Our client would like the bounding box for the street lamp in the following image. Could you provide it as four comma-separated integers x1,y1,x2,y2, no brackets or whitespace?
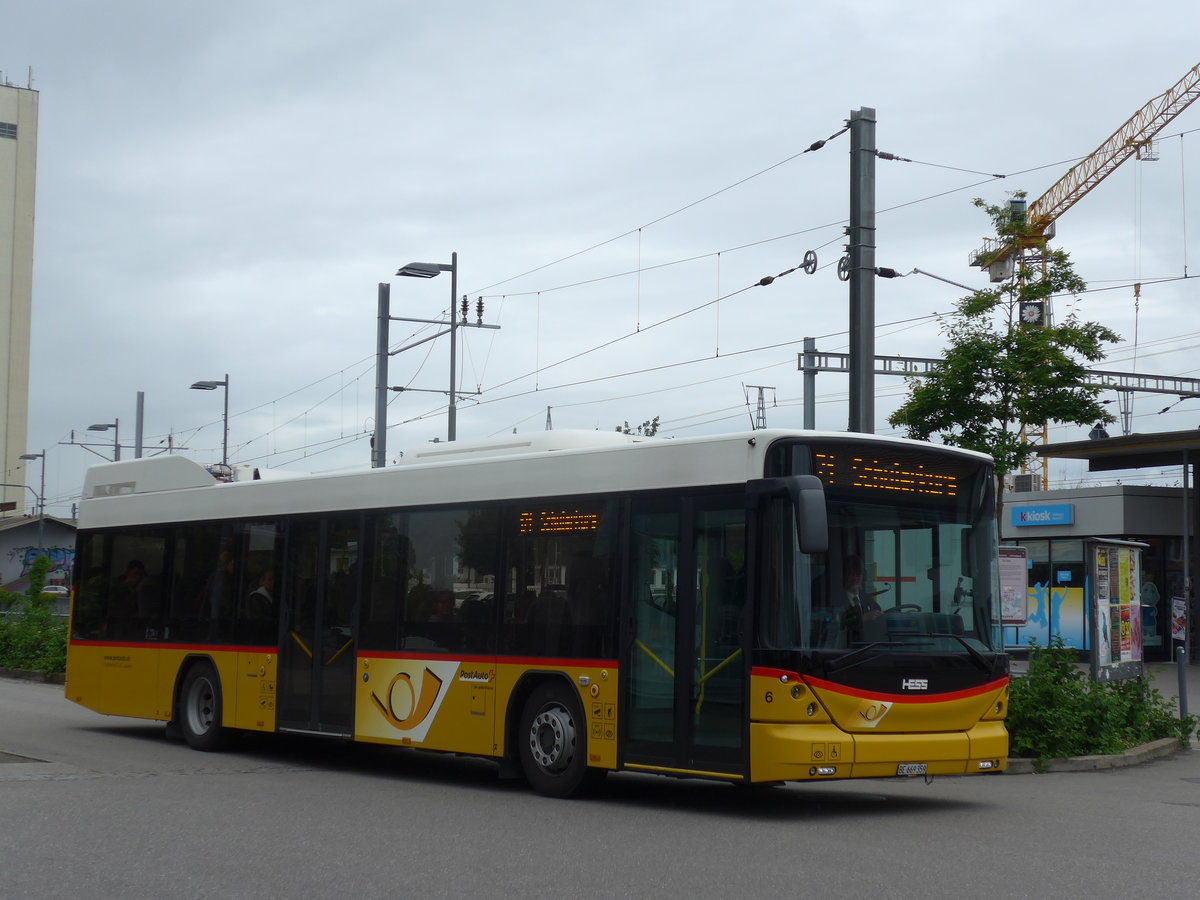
87,420,120,461
397,255,458,443
190,374,229,467
372,255,500,467
18,451,45,550
373,255,458,468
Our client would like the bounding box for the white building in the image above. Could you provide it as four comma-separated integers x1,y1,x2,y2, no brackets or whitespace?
0,78,38,515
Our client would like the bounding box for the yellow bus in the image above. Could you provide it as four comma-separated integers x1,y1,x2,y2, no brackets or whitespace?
66,429,1008,797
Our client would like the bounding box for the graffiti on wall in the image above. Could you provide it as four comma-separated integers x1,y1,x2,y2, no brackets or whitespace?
6,545,76,580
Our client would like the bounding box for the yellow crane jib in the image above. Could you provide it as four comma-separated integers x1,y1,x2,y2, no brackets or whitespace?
971,61,1200,279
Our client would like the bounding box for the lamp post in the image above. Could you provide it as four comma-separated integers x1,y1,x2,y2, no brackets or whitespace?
190,374,229,467
374,282,392,469
372,254,500,467
87,420,120,461
374,254,457,467
396,254,458,442
18,451,45,550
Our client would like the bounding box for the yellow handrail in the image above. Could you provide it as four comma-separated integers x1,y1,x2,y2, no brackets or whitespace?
325,638,354,666
696,648,742,687
635,639,674,677
289,630,313,658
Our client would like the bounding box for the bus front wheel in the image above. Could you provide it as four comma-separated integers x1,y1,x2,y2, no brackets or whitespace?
518,683,604,798
179,663,231,751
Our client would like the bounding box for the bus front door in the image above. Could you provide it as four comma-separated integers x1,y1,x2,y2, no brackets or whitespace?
277,516,360,736
623,496,747,777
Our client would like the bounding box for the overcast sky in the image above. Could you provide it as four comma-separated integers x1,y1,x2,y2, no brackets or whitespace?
6,1,1200,515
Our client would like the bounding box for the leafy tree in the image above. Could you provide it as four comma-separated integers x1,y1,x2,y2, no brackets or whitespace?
616,416,660,437
0,555,67,674
888,194,1118,478
26,552,50,607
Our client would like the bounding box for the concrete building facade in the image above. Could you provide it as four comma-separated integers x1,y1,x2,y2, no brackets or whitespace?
0,80,38,515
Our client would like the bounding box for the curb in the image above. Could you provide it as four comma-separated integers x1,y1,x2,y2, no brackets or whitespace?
1006,737,1187,774
0,668,65,685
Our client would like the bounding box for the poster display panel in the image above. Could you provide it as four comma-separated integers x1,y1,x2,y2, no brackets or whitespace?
999,546,1028,625
1089,541,1144,682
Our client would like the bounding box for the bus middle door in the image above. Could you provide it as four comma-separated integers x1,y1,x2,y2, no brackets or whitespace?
277,516,360,736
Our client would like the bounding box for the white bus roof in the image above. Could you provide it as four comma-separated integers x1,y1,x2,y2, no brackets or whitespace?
77,429,990,530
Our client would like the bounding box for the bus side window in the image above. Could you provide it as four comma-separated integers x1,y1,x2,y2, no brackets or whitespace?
360,512,407,652
105,532,167,640
74,534,111,640
401,507,497,653
503,500,616,658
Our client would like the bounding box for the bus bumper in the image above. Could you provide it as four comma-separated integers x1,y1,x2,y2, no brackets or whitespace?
749,720,1008,782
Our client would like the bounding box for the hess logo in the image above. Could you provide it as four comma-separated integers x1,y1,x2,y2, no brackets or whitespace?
370,667,444,730
902,678,929,691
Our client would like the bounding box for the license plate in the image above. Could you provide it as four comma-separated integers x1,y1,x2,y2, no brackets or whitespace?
897,763,927,776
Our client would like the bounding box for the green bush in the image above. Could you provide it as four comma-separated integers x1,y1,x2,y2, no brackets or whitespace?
1007,636,1199,762
0,555,68,675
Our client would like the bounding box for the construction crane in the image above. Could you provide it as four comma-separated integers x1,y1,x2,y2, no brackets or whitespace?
971,61,1200,281
964,62,1200,490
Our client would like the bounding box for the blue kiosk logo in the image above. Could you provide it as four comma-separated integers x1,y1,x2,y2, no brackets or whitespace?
1010,504,1074,527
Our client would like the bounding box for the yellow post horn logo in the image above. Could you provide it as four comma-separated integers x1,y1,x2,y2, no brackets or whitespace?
370,667,444,730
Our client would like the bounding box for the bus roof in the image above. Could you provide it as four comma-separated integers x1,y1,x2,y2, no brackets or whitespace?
77,429,992,530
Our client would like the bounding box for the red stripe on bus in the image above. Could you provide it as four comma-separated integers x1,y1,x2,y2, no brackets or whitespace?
360,651,618,669
751,666,803,682
69,640,619,671
69,639,276,654
803,673,1009,703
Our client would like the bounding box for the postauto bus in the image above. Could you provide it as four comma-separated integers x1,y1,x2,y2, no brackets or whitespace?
66,429,1007,797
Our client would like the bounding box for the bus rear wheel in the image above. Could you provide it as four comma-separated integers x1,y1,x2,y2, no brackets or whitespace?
179,663,231,751
518,683,605,798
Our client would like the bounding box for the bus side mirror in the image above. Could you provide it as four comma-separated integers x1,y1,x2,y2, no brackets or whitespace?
747,475,828,555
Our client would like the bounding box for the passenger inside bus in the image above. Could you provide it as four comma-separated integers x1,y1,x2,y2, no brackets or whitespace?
427,590,456,623
245,568,275,619
109,559,148,619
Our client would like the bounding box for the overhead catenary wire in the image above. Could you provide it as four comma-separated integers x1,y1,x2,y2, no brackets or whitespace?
114,124,1200,474
156,150,1042,464
468,123,852,297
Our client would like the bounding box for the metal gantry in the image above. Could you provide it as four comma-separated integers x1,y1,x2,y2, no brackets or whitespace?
799,343,1200,439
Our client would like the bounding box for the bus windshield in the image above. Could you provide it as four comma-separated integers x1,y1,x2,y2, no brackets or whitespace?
761,440,1000,656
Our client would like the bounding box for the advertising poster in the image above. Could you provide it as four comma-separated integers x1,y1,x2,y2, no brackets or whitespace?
999,546,1028,625
1095,547,1112,665
1090,542,1144,682
1172,596,1188,641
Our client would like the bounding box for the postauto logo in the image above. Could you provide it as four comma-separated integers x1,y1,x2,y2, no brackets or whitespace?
1010,504,1073,527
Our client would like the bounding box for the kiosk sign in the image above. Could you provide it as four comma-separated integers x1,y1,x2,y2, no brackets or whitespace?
1010,503,1074,527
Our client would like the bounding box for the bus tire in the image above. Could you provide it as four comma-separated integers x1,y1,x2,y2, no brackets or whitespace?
179,663,232,752
518,682,605,798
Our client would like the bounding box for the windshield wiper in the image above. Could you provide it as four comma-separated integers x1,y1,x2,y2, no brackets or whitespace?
826,641,908,673
826,634,994,675
928,632,992,673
